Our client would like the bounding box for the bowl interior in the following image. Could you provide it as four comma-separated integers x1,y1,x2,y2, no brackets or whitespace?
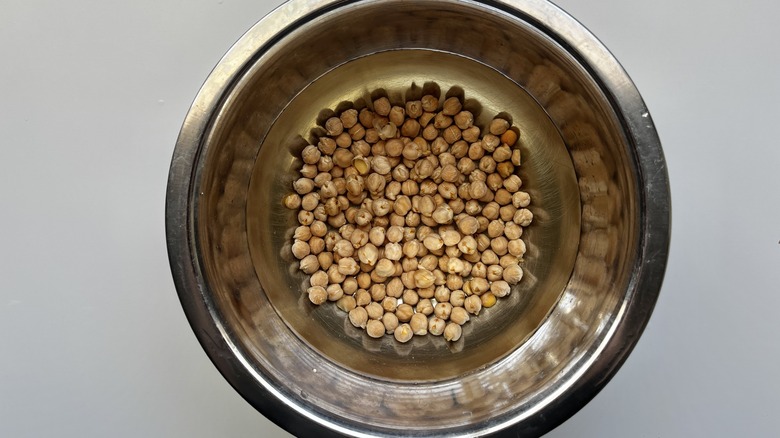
187,0,642,435
246,49,580,381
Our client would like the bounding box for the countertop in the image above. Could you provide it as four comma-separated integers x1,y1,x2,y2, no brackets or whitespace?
1,0,778,436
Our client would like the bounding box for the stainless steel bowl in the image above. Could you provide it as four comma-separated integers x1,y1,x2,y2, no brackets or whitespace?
166,0,671,436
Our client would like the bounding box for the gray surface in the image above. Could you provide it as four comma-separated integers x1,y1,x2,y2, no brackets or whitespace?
0,0,777,437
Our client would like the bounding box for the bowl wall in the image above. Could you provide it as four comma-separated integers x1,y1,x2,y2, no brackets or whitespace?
246,49,581,382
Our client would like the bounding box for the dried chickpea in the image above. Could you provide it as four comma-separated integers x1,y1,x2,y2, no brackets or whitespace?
464,295,482,315
479,156,496,174
501,129,518,146
283,193,301,209
354,272,370,290
499,254,520,269
395,304,414,322
496,161,515,179
300,163,318,179
340,108,358,128
365,302,384,320
433,111,453,129
472,278,489,295
444,322,462,342
503,264,524,284
326,284,344,302
382,312,399,333
487,220,505,238
513,208,534,227
423,233,444,251
349,307,368,329
419,111,435,127
442,97,462,115
494,189,512,206
421,95,439,112
450,307,470,325
446,257,465,274
508,239,527,257
293,178,315,195
386,277,404,298
415,298,433,316
309,270,328,287
388,106,405,125
462,126,480,142
401,119,420,137
401,271,416,289
457,235,477,255
422,124,438,141
511,149,522,166
456,216,479,235
468,180,488,200
325,117,343,136
450,290,466,307
454,111,473,129
442,125,462,144
402,289,419,306
366,319,385,338
354,289,371,307
370,284,386,302
414,268,436,288
406,100,423,118
394,323,414,343
381,296,397,313
486,264,503,282
299,255,319,274
307,286,327,305
309,237,326,255
481,292,497,308
342,277,358,295
410,313,429,335
513,191,531,208
471,262,487,278
434,302,453,320
468,142,485,160
432,205,454,224
327,264,346,284
402,240,420,259
318,137,337,155
372,156,392,175
499,205,517,223
318,252,334,270
504,222,523,240
358,108,374,128
332,149,354,168
373,97,391,116
374,258,395,277
428,317,446,336
301,145,321,164
489,118,510,135
291,240,311,260
336,295,357,313
434,285,451,303
491,236,509,256
445,245,461,259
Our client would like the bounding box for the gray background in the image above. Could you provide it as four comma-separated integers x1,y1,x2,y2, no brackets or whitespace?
1,0,778,436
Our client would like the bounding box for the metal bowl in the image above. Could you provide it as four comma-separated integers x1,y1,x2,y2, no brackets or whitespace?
166,0,670,436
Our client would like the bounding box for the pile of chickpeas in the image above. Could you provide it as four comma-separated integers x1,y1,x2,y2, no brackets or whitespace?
282,93,533,343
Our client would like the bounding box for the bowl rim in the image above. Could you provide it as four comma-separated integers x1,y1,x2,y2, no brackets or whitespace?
166,0,671,436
